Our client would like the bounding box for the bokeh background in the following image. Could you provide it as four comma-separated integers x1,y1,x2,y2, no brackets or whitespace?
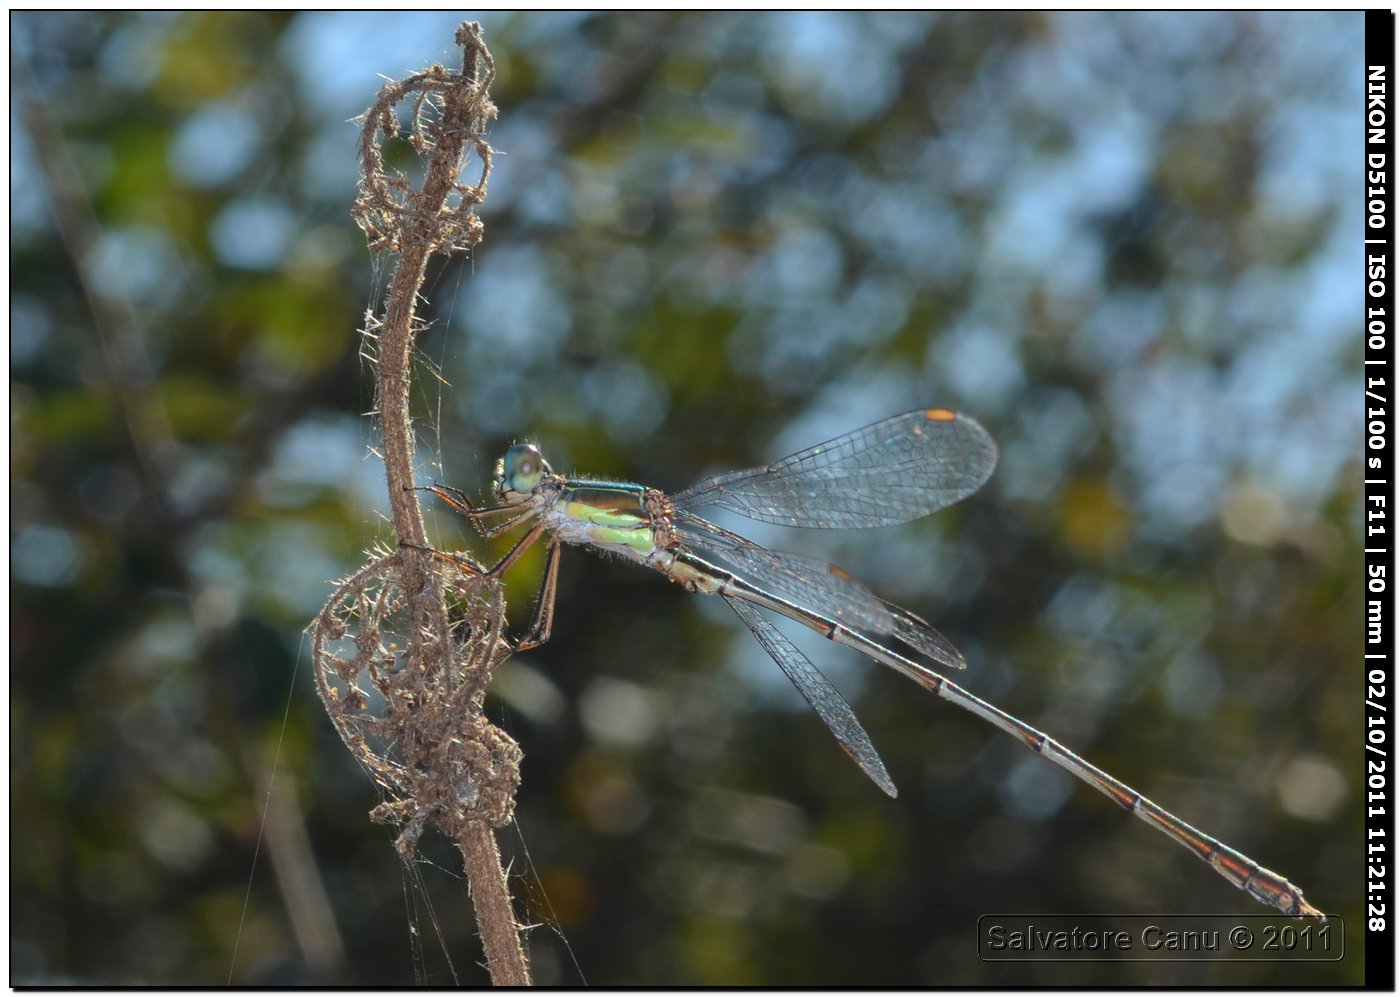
11,11,1365,985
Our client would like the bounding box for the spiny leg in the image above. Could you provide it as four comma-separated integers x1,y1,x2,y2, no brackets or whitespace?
513,538,562,652
479,520,550,578
474,508,540,540
404,523,555,652
401,520,548,581
422,484,533,539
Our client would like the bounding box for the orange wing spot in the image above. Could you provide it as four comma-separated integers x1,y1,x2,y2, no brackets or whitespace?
925,407,957,422
827,563,854,582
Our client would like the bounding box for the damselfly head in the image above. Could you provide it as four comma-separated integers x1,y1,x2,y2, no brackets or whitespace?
495,442,550,499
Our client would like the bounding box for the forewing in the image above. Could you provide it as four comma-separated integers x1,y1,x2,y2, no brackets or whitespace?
673,409,997,529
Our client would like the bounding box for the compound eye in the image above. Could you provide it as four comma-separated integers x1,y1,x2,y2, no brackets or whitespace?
503,443,546,493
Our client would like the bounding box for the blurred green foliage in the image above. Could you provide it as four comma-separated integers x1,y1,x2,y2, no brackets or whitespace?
12,11,1364,985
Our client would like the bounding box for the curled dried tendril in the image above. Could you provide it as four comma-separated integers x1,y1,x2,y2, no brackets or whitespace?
309,550,522,859
352,22,497,255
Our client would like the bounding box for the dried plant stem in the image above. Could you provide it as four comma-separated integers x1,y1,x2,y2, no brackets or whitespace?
311,22,530,986
379,254,432,547
460,824,532,987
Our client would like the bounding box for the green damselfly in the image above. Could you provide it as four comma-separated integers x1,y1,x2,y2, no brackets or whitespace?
423,408,1321,918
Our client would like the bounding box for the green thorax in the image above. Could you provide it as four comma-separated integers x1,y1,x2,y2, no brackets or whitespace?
550,479,658,560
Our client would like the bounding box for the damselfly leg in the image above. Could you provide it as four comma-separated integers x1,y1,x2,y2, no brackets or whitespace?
422,483,534,539
416,485,563,652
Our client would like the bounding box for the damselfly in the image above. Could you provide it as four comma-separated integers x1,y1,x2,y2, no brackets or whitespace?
422,409,1321,918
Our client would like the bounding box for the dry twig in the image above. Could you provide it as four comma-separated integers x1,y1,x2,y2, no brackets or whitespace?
307,22,531,986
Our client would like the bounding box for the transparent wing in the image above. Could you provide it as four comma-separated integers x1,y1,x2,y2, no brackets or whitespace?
673,409,997,529
725,597,897,798
676,511,966,671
